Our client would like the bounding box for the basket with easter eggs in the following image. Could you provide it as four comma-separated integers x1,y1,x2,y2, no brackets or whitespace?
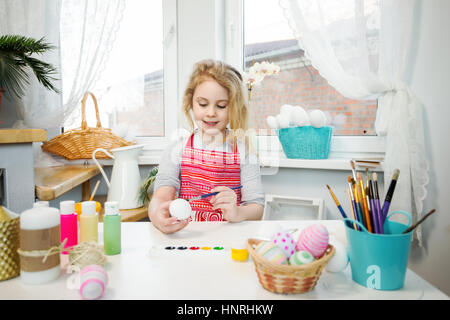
266,105,333,159
247,223,335,294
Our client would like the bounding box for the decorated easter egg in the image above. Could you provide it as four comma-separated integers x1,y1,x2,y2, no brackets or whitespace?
296,224,329,259
169,199,192,220
79,265,108,300
266,115,278,129
255,241,288,265
325,238,349,273
291,106,309,127
289,250,315,266
309,109,326,128
276,114,290,128
271,230,296,258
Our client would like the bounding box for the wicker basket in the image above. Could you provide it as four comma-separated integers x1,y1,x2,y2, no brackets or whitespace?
247,238,335,294
41,92,135,160
0,206,20,281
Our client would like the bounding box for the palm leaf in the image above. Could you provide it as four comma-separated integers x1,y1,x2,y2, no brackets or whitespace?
0,35,59,100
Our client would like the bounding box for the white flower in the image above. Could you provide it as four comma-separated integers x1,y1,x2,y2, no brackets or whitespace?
242,61,280,100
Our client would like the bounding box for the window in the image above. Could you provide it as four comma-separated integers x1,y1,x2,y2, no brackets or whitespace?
62,0,177,150
243,0,377,136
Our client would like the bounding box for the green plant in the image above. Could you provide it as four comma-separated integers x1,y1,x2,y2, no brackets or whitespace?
0,35,59,100
138,166,159,205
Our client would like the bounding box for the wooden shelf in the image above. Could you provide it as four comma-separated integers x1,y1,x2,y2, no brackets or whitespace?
0,129,47,144
98,205,149,222
35,164,101,201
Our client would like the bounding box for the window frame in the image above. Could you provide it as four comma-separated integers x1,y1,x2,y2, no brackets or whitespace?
134,0,178,151
224,0,385,161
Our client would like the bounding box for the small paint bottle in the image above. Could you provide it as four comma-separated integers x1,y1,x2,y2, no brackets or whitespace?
231,238,249,262
103,201,121,255
80,201,98,243
59,200,78,254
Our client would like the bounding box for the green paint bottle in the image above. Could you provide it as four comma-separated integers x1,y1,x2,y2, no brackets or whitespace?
103,201,121,255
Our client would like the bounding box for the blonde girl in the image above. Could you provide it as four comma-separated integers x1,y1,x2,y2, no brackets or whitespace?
149,59,264,234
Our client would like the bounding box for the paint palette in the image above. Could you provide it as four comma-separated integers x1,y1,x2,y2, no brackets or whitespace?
149,244,230,255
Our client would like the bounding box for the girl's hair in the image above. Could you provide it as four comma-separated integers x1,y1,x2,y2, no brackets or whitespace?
182,59,250,150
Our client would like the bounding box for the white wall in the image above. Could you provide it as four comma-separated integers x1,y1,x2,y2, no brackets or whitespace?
406,0,450,295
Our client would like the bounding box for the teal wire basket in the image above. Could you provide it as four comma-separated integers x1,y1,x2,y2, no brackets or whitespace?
277,126,333,159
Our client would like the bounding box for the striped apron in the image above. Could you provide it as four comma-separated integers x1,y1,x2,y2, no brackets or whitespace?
179,134,242,221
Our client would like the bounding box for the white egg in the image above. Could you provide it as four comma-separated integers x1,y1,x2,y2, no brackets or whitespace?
325,239,349,273
323,111,333,126
256,222,283,240
266,116,278,129
280,104,294,119
276,114,290,128
291,106,309,127
309,109,326,128
169,199,192,220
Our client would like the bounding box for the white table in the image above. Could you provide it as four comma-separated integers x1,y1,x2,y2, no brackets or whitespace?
0,220,448,300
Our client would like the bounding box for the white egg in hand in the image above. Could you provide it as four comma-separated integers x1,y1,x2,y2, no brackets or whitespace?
309,110,326,128
266,116,278,129
169,199,192,220
325,239,349,273
291,106,309,127
276,114,290,128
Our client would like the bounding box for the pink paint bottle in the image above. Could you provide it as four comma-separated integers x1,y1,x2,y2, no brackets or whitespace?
60,200,78,254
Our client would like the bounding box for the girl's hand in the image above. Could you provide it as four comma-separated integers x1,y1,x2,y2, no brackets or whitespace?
210,186,243,222
151,200,189,234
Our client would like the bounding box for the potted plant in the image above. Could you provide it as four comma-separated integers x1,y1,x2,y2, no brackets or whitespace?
0,35,59,120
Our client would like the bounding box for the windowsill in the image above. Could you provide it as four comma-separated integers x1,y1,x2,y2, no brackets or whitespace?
137,150,383,171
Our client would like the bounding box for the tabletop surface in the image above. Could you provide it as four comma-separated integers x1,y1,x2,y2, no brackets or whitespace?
0,220,448,300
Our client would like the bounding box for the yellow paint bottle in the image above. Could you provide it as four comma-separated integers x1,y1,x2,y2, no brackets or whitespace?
231,239,249,262
80,201,98,243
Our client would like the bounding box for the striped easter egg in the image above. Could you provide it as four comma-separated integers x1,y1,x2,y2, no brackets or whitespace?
289,250,315,266
296,224,329,259
255,241,288,265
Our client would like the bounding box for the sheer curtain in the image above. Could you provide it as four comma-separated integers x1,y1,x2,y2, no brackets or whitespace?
0,0,125,129
279,0,428,244
60,0,126,127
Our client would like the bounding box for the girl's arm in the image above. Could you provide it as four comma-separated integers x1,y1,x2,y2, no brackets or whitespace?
148,186,189,234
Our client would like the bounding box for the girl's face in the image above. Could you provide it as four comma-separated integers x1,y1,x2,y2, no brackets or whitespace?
192,78,229,139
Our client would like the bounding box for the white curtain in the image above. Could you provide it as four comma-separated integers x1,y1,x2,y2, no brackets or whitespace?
0,0,62,129
60,0,126,127
280,0,428,244
0,0,125,129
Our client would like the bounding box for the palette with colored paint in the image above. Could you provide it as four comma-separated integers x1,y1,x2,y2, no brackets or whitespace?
150,245,229,252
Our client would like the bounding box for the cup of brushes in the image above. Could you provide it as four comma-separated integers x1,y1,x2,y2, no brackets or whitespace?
326,162,437,290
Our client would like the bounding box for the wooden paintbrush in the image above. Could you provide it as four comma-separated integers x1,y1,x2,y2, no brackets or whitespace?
326,184,348,220
89,180,101,201
403,209,436,234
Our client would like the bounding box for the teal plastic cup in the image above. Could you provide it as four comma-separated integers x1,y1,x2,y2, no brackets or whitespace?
344,210,413,290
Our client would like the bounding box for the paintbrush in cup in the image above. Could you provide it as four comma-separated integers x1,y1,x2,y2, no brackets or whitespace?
403,209,436,234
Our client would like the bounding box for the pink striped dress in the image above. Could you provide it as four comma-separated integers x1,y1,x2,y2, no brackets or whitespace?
179,134,242,221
